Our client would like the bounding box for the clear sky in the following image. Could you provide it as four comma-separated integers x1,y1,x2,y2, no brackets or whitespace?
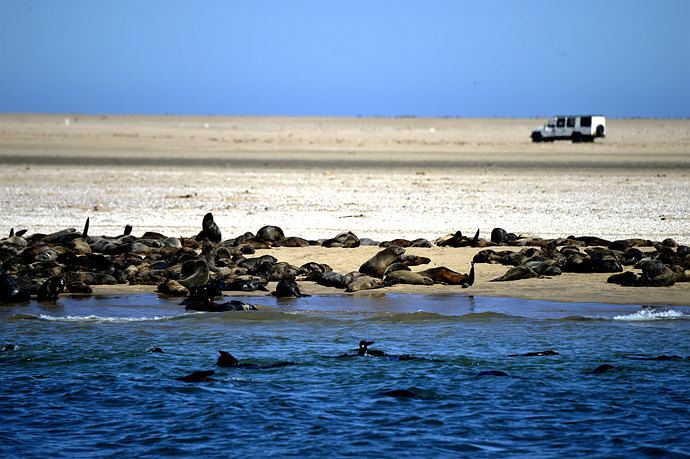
1,1,688,118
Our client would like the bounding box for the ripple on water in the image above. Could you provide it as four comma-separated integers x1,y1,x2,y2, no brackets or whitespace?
1,296,689,457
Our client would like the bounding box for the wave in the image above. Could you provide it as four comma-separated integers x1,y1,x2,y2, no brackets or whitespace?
613,308,688,321
366,311,521,324
178,309,349,325
558,315,606,322
12,314,179,324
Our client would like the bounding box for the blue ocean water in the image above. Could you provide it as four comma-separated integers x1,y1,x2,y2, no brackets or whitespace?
1,294,689,458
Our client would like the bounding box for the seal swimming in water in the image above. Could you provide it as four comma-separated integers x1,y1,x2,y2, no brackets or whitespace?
476,370,509,377
216,350,298,369
335,340,386,358
359,245,406,278
175,370,216,383
589,364,615,374
509,349,559,357
185,297,258,312
336,340,435,361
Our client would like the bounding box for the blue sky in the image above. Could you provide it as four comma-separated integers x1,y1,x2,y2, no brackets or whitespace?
1,1,688,117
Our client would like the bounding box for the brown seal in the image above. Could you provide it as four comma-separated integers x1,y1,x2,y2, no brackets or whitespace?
384,270,433,286
359,245,406,278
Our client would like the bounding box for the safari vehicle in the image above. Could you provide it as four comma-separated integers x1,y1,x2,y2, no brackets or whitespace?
531,115,606,143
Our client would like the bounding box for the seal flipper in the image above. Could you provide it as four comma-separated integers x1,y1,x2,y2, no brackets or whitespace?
82,217,89,238
217,350,240,367
472,229,480,245
462,262,475,289
124,224,133,236
9,228,14,237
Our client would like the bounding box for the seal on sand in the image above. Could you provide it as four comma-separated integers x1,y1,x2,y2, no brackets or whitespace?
272,277,310,298
345,274,384,292
178,260,210,289
491,265,538,282
0,272,31,304
196,212,222,243
36,276,66,301
418,262,475,288
359,245,406,278
384,270,433,286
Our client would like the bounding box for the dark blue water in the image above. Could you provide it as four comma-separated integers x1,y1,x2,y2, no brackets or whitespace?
1,294,689,458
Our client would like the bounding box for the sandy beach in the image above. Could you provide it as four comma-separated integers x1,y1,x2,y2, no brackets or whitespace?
1,115,689,305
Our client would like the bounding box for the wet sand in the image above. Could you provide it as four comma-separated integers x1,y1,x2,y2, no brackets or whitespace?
1,115,689,305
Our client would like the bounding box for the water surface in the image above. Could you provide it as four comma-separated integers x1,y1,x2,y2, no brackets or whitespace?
1,294,689,457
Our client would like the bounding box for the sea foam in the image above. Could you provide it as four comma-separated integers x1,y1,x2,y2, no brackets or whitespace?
613,308,688,321
36,314,172,324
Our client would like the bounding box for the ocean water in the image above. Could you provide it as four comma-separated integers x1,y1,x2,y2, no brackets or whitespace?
1,294,689,458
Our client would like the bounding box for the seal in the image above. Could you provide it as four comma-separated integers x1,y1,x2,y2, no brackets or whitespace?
384,270,433,286
589,364,615,374
476,370,509,377
322,231,360,248
174,370,216,383
345,274,384,292
395,254,431,267
196,212,222,243
509,349,559,357
383,263,410,276
623,354,685,361
359,245,406,278
36,276,66,301
491,265,538,282
178,260,210,289
418,262,474,288
351,339,387,357
272,277,309,298
256,225,285,243
157,279,189,296
216,350,298,369
185,297,257,312
312,271,347,289
0,271,31,304
223,279,268,292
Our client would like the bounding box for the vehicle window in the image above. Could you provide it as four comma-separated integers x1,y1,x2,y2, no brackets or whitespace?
581,116,592,127
567,118,575,128
557,118,565,128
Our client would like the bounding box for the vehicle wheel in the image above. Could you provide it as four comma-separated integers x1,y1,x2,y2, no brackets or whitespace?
572,133,582,143
596,125,605,137
531,132,542,143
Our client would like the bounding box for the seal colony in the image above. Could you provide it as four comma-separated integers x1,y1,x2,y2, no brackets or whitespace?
0,213,689,307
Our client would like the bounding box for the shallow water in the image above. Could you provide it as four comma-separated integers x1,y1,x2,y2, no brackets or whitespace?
1,294,689,457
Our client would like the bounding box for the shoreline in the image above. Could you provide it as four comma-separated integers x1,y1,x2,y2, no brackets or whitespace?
1,115,689,306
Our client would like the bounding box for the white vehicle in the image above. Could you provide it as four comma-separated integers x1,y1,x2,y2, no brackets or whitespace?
531,115,606,143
